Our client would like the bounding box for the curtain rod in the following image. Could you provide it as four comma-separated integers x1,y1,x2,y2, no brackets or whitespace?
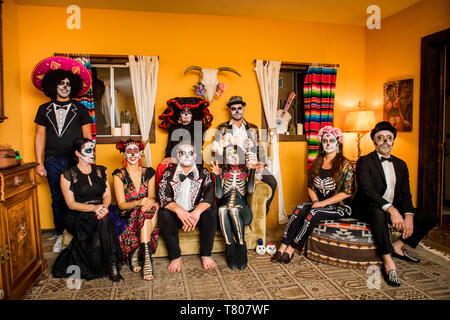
54,53,159,59
253,59,339,68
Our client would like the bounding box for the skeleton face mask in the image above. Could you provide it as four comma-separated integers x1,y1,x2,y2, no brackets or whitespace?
57,78,71,99
124,144,141,165
177,144,196,167
79,142,95,164
230,104,244,121
180,107,192,125
321,132,339,154
374,130,395,155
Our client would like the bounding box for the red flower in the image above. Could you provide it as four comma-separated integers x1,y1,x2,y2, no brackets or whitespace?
223,172,232,180
238,172,247,180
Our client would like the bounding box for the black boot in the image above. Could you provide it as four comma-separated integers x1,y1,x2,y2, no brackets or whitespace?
226,243,238,270
238,242,248,270
108,263,124,282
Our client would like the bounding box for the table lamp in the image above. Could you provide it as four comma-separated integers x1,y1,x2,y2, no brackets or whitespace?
344,104,375,159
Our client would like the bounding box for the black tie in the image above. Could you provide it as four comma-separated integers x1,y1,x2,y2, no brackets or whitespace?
180,171,195,182
55,104,68,110
381,156,393,162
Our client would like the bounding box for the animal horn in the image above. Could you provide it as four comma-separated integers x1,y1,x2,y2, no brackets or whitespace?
217,67,241,77
184,66,203,75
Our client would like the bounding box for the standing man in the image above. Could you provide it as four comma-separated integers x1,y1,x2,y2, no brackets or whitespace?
32,57,93,253
352,121,437,287
213,96,277,214
158,142,217,272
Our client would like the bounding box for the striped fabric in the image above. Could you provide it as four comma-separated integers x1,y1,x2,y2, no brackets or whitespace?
304,66,337,169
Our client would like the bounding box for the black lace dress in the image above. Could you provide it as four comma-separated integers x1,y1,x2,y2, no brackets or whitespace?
52,164,122,280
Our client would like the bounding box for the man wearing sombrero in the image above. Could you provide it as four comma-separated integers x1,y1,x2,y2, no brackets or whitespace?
352,121,437,287
33,56,93,253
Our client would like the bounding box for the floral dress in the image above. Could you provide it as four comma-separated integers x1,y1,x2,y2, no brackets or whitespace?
112,167,160,261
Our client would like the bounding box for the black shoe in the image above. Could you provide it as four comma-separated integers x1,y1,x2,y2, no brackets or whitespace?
226,243,238,270
392,250,420,263
238,242,248,270
382,267,401,287
271,251,283,263
280,252,294,264
108,263,124,282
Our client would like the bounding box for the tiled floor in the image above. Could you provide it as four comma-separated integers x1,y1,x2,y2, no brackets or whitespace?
23,226,450,300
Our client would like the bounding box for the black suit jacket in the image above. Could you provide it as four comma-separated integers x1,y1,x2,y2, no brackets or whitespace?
352,151,415,215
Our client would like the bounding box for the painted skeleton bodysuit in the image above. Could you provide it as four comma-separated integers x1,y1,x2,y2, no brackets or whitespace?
215,166,256,245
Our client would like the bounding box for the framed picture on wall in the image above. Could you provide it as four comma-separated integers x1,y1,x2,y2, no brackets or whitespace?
383,79,413,132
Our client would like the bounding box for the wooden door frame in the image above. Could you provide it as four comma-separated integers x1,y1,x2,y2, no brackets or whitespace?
417,28,450,225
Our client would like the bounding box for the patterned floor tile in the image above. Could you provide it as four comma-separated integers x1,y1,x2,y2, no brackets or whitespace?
191,291,229,300
41,278,75,294
257,271,295,287
229,288,270,300
300,280,342,298
309,295,349,300
421,267,450,282
267,285,309,300
37,292,75,300
75,288,114,300
398,269,437,286
333,276,374,293
289,269,327,282
348,290,391,300
384,287,431,300
80,277,114,289
113,286,148,300
417,283,450,300
223,273,260,291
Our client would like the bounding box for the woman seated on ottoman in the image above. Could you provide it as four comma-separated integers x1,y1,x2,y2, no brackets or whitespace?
52,137,123,282
112,139,160,281
271,126,355,264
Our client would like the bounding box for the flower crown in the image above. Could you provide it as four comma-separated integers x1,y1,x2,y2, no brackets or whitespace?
116,139,145,153
318,126,344,144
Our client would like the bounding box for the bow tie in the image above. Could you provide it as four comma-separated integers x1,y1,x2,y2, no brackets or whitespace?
55,104,69,110
179,171,195,182
380,156,393,162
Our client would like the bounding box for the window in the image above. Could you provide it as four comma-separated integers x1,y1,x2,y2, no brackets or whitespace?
56,54,155,144
261,63,308,142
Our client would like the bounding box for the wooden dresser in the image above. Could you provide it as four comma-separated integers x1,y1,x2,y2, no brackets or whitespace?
0,163,46,299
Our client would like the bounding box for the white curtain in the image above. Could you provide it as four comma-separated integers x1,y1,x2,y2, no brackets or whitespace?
254,60,287,223
128,55,159,167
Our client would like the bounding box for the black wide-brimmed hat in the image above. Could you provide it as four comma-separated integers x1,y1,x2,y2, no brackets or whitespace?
370,121,397,140
227,96,246,108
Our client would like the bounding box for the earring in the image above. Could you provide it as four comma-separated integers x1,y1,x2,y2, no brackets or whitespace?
138,158,142,166
123,159,127,167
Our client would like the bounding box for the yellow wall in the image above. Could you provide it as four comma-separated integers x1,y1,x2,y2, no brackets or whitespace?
3,2,367,228
364,0,450,206
0,0,23,153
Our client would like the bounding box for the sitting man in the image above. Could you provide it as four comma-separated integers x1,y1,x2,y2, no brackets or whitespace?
157,142,217,272
212,96,277,214
352,121,437,287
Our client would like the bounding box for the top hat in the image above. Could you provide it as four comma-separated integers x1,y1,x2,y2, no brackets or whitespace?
370,121,397,140
227,96,246,108
32,56,92,97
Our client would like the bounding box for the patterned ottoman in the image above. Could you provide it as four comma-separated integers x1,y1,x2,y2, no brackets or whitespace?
305,218,383,269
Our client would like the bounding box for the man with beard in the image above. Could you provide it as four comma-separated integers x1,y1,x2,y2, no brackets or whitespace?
157,142,217,272
352,121,437,287
212,96,277,214
33,57,93,253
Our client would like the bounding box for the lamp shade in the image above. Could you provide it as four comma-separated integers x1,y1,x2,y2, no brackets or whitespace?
344,110,375,132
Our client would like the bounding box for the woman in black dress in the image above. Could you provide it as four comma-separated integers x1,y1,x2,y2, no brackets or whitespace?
52,137,123,282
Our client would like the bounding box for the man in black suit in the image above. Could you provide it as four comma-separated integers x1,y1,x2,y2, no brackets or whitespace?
352,121,437,287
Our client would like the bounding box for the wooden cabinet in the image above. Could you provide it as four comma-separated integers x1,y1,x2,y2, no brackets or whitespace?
0,163,46,299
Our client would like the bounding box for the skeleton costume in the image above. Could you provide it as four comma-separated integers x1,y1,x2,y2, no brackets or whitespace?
157,144,217,261
215,145,256,270
281,127,354,252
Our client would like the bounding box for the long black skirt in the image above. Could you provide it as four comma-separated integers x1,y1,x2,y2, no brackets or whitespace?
52,210,122,280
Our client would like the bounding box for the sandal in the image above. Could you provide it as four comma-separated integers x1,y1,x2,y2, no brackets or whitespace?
142,242,154,281
129,246,141,273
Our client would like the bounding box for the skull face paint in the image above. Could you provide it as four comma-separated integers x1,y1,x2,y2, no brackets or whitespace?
79,142,95,164
177,144,196,167
321,132,339,154
230,104,244,121
57,78,71,99
124,144,141,165
225,146,240,166
374,130,394,156
180,107,192,125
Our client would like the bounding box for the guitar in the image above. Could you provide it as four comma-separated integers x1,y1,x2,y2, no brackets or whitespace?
275,92,296,134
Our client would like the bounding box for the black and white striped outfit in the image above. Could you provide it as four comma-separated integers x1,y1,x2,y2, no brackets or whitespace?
282,164,354,249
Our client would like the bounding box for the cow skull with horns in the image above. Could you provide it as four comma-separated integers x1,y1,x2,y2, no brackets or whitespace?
184,66,241,102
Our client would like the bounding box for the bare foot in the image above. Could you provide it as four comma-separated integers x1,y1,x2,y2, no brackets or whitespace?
201,256,216,270
143,273,153,281
168,258,182,272
133,266,142,273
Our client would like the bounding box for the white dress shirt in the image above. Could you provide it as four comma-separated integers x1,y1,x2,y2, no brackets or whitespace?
53,102,71,136
175,165,198,212
230,119,248,149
